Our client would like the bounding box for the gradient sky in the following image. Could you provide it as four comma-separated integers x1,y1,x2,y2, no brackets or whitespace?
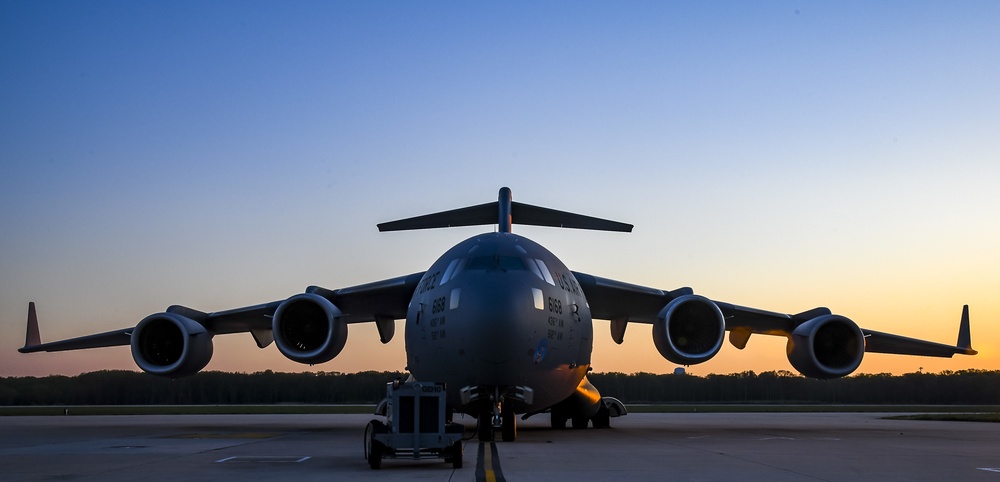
2,1,997,378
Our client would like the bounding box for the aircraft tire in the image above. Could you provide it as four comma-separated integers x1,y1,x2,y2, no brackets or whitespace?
477,412,494,442
501,408,516,442
550,413,568,429
571,416,589,429
592,404,611,429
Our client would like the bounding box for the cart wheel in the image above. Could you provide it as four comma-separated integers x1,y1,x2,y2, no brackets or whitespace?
363,420,374,459
451,441,463,469
368,441,383,470
364,420,383,470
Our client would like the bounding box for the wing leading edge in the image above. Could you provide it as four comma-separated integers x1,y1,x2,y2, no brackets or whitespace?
19,301,132,353
863,305,976,357
574,271,976,359
19,272,425,354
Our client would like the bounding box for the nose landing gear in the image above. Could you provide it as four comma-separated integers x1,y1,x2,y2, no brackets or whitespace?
462,385,533,442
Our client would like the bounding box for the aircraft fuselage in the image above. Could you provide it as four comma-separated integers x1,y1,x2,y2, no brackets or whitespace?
404,232,592,413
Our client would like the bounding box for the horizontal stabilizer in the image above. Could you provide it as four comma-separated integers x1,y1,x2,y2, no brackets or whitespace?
378,187,632,233
511,202,633,232
377,202,496,232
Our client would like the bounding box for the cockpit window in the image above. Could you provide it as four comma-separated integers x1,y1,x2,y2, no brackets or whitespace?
526,257,544,280
465,255,528,272
533,258,556,285
466,256,494,270
497,256,526,271
439,258,467,285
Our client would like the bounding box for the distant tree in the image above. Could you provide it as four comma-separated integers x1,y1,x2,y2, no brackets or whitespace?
2,370,998,406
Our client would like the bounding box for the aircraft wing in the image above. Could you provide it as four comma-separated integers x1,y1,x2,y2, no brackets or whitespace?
864,306,977,356
570,272,686,325
307,272,425,324
20,272,425,353
572,271,975,358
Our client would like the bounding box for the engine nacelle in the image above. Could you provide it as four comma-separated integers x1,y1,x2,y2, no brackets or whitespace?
131,312,213,378
786,314,864,379
652,294,726,365
272,293,347,365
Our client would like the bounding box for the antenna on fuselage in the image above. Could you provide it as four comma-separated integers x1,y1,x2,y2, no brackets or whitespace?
376,187,633,233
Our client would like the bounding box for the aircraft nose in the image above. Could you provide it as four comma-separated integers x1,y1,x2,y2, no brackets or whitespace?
460,277,532,364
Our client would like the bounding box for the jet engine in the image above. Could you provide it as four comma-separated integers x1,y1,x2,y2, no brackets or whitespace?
131,312,214,378
652,294,726,365
272,293,347,364
786,314,864,379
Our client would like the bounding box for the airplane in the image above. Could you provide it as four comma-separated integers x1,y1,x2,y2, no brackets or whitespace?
20,187,976,442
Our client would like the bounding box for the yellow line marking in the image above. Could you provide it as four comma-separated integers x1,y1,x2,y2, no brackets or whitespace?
483,442,496,482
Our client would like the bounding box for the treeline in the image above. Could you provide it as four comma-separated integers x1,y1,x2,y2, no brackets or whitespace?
588,370,1000,405
0,370,407,406
1,370,998,406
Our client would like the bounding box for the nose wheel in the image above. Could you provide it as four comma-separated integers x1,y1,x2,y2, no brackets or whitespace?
477,389,517,442
466,385,531,442
477,411,494,441
501,406,516,441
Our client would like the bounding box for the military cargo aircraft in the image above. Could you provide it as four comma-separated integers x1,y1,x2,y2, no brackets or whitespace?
20,187,976,442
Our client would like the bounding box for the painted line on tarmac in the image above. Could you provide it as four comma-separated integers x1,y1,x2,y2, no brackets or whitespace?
215,456,310,463
167,432,280,439
476,442,506,482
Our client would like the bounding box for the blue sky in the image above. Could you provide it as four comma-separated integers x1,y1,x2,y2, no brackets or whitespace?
2,1,997,377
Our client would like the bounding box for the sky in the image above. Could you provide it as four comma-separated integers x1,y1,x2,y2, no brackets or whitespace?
1,1,997,379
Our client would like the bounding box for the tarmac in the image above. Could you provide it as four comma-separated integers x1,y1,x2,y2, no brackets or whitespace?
1,411,998,481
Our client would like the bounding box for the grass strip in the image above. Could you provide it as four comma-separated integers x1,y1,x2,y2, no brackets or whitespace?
884,413,1000,423
3,404,998,416
625,404,1000,413
0,405,376,416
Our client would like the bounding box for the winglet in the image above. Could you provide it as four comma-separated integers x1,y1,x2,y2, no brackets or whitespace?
957,305,974,353
23,302,41,349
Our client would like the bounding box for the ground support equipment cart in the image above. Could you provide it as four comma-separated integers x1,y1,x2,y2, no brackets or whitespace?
364,380,465,469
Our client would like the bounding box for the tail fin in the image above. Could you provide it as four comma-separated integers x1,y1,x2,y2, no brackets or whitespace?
377,187,633,233
23,302,41,349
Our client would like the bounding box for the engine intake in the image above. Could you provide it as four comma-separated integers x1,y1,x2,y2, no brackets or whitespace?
131,312,213,378
652,294,725,365
272,293,347,364
786,314,864,379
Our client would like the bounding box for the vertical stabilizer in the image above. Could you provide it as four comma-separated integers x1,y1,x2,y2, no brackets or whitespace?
24,302,41,348
498,187,512,233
